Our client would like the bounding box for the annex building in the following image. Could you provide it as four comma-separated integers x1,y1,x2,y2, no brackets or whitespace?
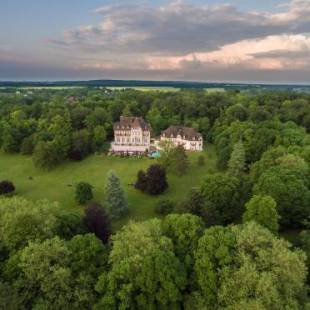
159,125,203,151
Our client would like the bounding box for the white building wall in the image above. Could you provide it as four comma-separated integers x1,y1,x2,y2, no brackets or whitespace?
159,136,203,151
111,128,151,153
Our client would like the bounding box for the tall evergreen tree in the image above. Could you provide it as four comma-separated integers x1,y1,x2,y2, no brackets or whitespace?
104,170,128,219
228,140,245,177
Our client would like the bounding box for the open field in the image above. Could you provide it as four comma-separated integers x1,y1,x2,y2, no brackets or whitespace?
0,147,216,228
106,86,180,92
0,86,86,90
20,86,86,90
205,88,226,93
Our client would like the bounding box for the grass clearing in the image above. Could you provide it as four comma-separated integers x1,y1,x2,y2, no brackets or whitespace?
20,86,87,90
0,147,216,228
106,86,180,92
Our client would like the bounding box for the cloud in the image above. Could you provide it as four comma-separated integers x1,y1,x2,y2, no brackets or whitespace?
52,0,310,56
146,34,310,71
4,0,310,82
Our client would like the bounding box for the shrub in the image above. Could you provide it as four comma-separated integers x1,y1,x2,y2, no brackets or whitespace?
75,182,93,204
0,180,15,195
155,199,175,215
197,155,205,166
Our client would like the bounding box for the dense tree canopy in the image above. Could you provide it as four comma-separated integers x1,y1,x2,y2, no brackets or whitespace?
95,220,187,309
254,166,310,228
192,222,307,309
200,173,242,226
1,88,310,308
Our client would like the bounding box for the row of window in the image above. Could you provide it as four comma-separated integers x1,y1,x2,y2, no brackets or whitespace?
115,137,150,144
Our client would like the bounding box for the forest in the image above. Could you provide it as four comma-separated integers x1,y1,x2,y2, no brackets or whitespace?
1,87,310,309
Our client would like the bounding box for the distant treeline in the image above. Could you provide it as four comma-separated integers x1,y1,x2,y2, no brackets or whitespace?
1,79,310,92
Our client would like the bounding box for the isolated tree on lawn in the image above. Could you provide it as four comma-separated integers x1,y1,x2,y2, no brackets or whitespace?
84,202,111,244
75,182,93,205
171,145,189,176
104,170,128,219
243,195,280,233
146,164,168,195
158,139,176,169
135,170,148,192
0,180,15,195
33,141,60,170
228,139,246,177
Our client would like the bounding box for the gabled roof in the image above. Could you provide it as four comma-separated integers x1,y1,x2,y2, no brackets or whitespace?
161,126,202,140
114,116,151,131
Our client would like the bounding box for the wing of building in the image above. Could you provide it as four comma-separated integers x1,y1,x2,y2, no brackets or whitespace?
160,125,203,151
110,116,151,154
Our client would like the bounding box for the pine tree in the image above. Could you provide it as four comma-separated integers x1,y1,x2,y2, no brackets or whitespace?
104,170,128,219
228,140,245,177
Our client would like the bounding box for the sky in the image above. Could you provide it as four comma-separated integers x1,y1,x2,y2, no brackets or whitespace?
0,0,310,83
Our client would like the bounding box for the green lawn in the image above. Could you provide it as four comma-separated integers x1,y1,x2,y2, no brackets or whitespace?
107,86,180,92
0,147,216,228
20,86,87,90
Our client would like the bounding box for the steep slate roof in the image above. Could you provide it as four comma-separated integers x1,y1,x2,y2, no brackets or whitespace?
161,126,202,140
114,116,151,131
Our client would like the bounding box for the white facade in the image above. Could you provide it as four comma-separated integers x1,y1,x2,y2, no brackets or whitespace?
159,126,203,151
111,117,151,154
160,136,203,151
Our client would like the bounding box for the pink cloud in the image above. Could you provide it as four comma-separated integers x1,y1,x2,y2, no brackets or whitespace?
146,34,310,71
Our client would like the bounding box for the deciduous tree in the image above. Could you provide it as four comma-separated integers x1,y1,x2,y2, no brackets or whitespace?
243,195,279,233
84,202,111,244
200,173,241,226
75,182,93,205
95,220,186,309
